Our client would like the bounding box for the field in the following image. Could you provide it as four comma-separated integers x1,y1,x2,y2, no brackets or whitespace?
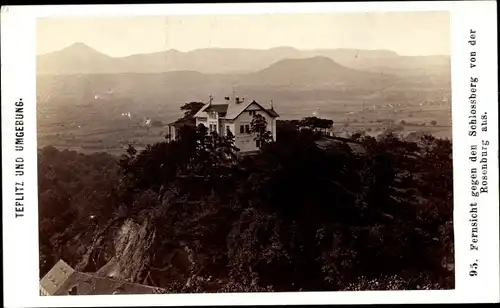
37,94,451,156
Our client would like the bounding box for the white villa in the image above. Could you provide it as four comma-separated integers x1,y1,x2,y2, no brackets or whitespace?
193,95,279,153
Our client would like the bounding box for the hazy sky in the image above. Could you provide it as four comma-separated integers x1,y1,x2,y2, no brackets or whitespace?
37,12,450,57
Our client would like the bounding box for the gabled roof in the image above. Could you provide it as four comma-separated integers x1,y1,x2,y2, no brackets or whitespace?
193,103,229,118
194,99,280,120
40,259,76,295
226,100,280,120
40,259,165,296
224,100,252,119
266,108,279,118
193,104,209,118
167,117,196,128
205,104,229,115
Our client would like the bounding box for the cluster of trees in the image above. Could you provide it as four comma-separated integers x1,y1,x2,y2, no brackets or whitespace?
38,104,454,292
280,117,334,135
38,146,122,276
180,101,205,119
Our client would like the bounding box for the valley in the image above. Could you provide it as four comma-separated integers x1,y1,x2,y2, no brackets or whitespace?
36,44,451,155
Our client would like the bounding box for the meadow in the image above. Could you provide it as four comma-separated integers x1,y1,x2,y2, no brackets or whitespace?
37,95,451,156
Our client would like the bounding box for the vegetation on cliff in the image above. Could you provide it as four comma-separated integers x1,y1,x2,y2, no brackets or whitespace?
39,108,453,292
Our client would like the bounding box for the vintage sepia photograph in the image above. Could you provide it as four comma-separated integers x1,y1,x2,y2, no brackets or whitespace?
3,2,499,306
35,11,456,296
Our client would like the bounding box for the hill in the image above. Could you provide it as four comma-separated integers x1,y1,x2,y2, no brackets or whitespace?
38,124,454,292
37,53,443,101
37,54,448,116
243,56,395,88
36,50,451,153
37,43,449,76
37,43,126,75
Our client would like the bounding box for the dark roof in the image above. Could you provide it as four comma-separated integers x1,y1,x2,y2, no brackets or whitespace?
195,101,279,120
167,117,196,127
205,104,229,114
265,108,279,118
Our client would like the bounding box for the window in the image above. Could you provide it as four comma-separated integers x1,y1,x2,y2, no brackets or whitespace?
245,125,250,134
226,125,231,136
240,125,245,134
249,110,256,116
256,139,261,148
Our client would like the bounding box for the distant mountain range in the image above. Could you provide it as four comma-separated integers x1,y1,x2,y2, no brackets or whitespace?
36,43,451,126
37,43,450,76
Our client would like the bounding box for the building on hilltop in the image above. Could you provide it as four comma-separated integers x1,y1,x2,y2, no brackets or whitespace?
165,117,196,142
193,95,279,153
40,259,164,296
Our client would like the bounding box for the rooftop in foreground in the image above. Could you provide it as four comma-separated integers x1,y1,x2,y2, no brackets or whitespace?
40,259,164,296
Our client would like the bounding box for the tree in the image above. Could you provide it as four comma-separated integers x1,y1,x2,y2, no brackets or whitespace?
180,102,205,119
38,120,454,292
250,114,273,149
118,144,138,176
220,128,240,158
299,117,334,135
125,144,137,158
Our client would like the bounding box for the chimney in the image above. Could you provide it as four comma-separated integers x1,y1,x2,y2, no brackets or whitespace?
225,96,230,101
236,97,241,104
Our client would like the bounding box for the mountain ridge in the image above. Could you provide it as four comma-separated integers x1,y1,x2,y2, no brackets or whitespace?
39,43,407,58
37,43,450,75
36,53,450,113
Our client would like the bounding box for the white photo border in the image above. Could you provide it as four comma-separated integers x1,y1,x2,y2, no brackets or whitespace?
1,1,498,306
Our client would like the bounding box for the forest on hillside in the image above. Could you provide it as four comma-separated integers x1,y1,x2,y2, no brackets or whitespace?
38,107,454,292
